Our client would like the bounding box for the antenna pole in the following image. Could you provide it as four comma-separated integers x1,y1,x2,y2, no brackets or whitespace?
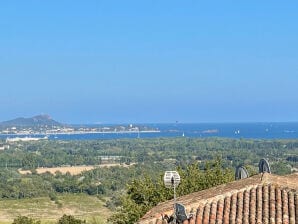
172,177,177,223
173,185,177,223
164,171,180,223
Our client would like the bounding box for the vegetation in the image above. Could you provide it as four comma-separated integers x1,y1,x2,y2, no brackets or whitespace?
11,215,86,224
57,215,85,224
0,137,296,223
108,159,233,224
12,216,41,224
0,194,109,223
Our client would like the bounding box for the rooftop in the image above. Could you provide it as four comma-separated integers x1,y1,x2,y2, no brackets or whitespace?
139,172,298,224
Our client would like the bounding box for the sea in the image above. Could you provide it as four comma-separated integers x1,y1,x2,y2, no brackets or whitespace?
1,123,298,140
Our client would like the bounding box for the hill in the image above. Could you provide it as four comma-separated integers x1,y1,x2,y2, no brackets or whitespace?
0,114,62,127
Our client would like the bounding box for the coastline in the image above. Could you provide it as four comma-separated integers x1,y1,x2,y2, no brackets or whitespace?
1,123,298,140
0,130,161,136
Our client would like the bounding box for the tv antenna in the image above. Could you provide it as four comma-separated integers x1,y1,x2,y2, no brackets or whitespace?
235,166,249,180
258,158,271,174
164,171,180,223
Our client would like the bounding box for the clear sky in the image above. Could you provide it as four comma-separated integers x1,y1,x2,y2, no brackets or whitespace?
1,1,297,124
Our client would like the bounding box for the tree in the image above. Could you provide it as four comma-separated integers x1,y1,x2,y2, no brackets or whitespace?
22,154,38,169
12,216,41,224
57,215,86,224
108,175,169,224
109,159,234,224
271,161,291,175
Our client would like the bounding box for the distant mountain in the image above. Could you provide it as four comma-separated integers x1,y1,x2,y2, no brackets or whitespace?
0,115,63,127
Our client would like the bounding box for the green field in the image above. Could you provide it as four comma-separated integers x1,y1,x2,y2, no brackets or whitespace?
0,194,111,224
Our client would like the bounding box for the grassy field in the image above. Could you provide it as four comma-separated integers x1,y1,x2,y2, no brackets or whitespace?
0,194,111,224
19,163,134,175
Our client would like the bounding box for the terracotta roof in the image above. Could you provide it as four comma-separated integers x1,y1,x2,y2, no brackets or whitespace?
138,173,298,224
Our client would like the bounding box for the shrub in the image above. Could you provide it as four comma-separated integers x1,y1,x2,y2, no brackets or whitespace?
57,214,86,224
12,216,41,224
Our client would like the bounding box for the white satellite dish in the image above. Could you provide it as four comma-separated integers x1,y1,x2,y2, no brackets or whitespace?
164,171,180,188
258,158,271,174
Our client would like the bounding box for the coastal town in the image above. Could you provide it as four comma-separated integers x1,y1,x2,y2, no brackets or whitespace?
0,124,160,136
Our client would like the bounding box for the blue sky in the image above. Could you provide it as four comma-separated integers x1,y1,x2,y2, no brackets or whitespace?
1,1,298,123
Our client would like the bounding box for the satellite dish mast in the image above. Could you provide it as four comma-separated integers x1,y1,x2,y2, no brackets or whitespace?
258,158,271,174
235,166,249,180
164,171,181,222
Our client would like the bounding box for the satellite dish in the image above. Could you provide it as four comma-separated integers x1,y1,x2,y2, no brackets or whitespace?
175,203,188,223
164,171,180,188
164,171,181,223
258,158,271,174
235,166,249,180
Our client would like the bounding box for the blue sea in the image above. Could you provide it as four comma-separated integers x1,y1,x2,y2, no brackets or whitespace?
1,123,298,140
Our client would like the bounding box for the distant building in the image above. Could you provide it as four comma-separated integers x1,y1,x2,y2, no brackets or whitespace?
139,173,298,224
0,144,9,150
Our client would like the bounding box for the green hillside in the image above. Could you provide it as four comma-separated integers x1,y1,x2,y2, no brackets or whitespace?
0,194,110,224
